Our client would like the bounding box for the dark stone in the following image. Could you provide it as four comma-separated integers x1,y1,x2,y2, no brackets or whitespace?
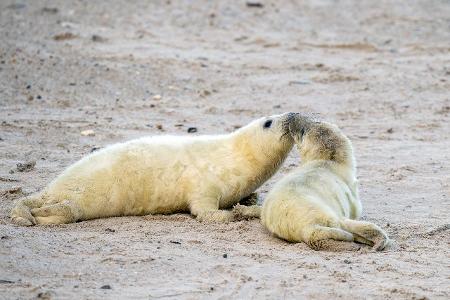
100,285,111,289
246,1,263,8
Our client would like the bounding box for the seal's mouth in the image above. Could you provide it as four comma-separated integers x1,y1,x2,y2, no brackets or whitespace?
281,112,317,142
281,112,300,140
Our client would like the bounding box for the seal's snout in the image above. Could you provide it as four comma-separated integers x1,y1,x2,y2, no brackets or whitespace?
284,113,314,142
282,112,300,131
280,112,301,140
285,112,300,123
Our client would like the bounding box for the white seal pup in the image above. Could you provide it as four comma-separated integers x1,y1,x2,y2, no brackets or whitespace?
261,117,390,251
11,113,299,226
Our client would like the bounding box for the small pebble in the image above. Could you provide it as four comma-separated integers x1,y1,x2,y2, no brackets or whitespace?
90,146,101,153
100,284,111,289
92,35,107,42
53,32,76,41
246,1,263,8
199,90,211,97
16,161,36,172
81,130,95,136
153,95,162,100
37,291,52,299
7,3,26,9
187,127,197,133
1,187,22,195
42,7,58,14
289,80,311,85
0,279,14,284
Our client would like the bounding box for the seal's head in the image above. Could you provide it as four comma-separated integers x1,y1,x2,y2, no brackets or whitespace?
232,112,302,168
288,116,355,168
223,112,304,198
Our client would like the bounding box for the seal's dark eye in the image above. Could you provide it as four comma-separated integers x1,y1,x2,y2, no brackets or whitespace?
263,120,272,129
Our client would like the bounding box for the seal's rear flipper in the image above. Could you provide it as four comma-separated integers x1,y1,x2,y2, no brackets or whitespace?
304,225,354,251
10,195,45,226
340,219,390,251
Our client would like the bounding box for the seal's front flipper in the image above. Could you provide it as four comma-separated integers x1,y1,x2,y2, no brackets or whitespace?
232,204,261,220
190,196,233,223
31,201,81,225
195,210,234,223
10,195,45,226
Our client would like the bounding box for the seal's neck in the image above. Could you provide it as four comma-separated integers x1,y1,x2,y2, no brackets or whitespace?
229,130,293,190
300,142,357,185
301,146,356,172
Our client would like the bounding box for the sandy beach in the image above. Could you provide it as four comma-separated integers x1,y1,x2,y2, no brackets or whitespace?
1,1,449,299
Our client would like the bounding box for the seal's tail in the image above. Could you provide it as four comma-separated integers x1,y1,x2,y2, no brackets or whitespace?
340,219,390,251
10,195,45,226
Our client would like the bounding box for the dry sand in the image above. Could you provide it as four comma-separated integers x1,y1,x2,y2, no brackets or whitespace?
1,0,449,299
